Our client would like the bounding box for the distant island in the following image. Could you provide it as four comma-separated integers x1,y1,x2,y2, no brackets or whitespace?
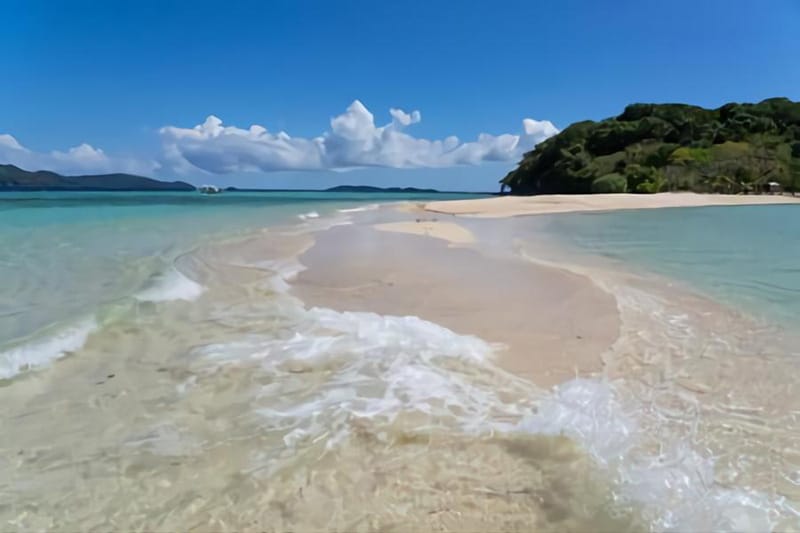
502,97,800,195
0,164,195,191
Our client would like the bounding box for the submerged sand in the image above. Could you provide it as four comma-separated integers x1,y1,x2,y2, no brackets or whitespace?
425,192,800,218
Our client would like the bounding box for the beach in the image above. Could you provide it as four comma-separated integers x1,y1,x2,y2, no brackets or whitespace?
1,191,799,531
293,221,619,387
289,193,800,530
425,192,800,217
8,1,800,529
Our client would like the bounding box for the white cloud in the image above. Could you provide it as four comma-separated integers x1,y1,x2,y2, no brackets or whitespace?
0,101,558,178
0,134,25,151
389,107,421,127
160,100,558,174
0,134,157,176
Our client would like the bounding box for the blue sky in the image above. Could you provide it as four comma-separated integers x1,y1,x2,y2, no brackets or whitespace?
2,0,799,190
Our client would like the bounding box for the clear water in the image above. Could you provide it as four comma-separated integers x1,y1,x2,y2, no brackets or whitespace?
0,190,481,375
537,204,800,326
1,194,799,531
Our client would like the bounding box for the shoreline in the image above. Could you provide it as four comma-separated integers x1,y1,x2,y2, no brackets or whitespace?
424,192,800,218
291,220,620,388
288,203,800,527
4,197,799,529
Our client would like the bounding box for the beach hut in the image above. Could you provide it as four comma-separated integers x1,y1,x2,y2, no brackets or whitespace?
767,181,782,194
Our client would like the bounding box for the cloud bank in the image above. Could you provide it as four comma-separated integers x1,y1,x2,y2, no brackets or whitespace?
160,100,558,174
1,101,558,177
0,133,157,176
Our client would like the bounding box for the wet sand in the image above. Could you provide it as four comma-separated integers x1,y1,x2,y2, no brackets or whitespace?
292,222,620,388
374,220,475,245
425,192,800,218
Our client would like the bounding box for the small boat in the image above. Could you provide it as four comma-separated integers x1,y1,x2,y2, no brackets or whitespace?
198,184,222,194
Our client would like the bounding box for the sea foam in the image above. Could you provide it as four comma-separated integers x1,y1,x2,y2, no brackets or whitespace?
134,268,205,303
337,204,380,213
298,211,320,220
183,224,794,530
0,317,98,379
516,378,786,532
192,290,792,530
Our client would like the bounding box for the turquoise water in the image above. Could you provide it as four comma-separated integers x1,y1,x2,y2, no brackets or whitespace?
1,193,798,530
538,204,800,325
0,190,481,372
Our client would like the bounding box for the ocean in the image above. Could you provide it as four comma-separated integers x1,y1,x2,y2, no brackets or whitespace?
1,192,799,531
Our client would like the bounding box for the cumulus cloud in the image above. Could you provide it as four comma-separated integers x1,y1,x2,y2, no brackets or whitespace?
0,134,157,176
0,101,558,178
160,100,558,174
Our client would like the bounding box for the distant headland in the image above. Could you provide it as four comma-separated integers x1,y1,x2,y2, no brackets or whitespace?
0,164,195,191
0,165,484,194
502,97,800,195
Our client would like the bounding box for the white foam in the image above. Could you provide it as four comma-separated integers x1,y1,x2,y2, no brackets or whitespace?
134,268,205,303
191,305,530,442
254,257,307,293
516,378,787,532
337,204,380,213
0,317,98,379
297,211,320,220
517,378,635,462
185,254,794,530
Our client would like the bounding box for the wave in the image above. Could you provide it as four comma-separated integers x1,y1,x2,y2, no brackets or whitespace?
0,317,98,380
297,211,320,220
185,251,791,530
134,268,205,303
515,242,797,530
516,378,786,531
337,204,380,213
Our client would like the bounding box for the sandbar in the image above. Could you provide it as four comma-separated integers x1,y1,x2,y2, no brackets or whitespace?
374,220,475,245
425,192,800,218
291,222,619,388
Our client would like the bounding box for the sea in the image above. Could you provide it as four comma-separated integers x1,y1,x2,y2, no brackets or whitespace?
1,191,799,531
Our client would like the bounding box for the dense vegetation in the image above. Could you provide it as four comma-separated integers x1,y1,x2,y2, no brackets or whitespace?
501,98,800,195
0,164,195,191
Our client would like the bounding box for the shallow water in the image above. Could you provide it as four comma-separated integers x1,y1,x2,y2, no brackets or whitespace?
0,222,641,532
1,195,799,531
534,204,800,326
0,191,476,378
464,207,800,530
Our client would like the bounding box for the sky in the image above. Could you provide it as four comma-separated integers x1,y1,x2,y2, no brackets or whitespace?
2,0,799,191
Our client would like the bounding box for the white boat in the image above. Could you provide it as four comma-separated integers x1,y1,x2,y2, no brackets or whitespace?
198,184,222,194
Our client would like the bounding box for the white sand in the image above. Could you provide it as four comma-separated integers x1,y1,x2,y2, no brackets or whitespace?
374,220,475,245
425,193,800,218
294,225,618,387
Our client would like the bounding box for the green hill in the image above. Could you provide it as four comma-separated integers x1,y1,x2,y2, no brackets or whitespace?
501,97,800,195
0,164,195,191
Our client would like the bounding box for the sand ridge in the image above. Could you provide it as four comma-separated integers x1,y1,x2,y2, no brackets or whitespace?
425,192,800,218
292,223,619,387
374,220,475,245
